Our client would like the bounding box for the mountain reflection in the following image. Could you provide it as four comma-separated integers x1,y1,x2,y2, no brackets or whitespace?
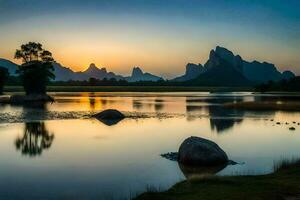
132,98,143,110
89,96,96,111
207,105,244,133
186,96,245,134
15,122,54,157
154,98,164,112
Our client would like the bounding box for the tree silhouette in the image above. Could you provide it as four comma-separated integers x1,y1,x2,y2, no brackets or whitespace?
15,122,54,157
0,67,9,95
15,42,55,95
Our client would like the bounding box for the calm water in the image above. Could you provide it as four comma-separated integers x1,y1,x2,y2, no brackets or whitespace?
0,92,300,199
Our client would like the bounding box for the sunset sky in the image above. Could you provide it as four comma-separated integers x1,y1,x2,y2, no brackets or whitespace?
0,0,299,78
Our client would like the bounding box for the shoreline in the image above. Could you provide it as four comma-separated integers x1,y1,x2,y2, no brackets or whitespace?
3,86,253,93
134,160,300,200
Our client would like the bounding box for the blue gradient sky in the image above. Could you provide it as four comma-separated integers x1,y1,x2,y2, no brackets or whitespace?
0,0,299,77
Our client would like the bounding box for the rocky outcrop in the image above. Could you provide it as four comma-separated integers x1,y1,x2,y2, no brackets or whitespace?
187,47,251,86
282,71,295,80
178,136,228,166
242,61,282,83
93,109,125,126
82,63,123,81
205,46,244,73
125,67,163,82
172,63,205,82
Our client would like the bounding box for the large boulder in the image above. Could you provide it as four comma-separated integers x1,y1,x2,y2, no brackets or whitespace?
93,109,125,126
178,136,228,166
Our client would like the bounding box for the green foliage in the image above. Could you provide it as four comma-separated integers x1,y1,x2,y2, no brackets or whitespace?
14,42,54,63
17,61,55,94
14,42,55,95
0,66,9,94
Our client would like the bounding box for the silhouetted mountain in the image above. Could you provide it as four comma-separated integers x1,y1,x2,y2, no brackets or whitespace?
125,67,163,82
174,46,295,84
52,62,86,81
0,46,296,84
0,58,18,75
53,63,125,81
243,61,288,83
208,46,244,73
187,47,252,86
82,63,123,80
172,63,205,82
281,70,295,80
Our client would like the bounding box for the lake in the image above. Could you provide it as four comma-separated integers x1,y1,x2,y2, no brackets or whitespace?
0,92,299,199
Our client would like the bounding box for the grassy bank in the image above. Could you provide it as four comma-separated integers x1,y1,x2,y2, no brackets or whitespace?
135,160,300,200
3,86,253,93
224,101,300,111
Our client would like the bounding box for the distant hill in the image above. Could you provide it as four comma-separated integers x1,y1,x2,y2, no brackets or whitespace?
0,59,162,82
172,63,205,82
53,63,125,81
0,46,296,85
176,46,295,86
0,58,18,75
125,67,163,82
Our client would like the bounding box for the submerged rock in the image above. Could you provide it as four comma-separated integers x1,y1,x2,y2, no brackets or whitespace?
93,109,125,126
178,136,228,166
161,152,178,161
289,127,296,131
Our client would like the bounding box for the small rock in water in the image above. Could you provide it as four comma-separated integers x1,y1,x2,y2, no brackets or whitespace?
289,127,296,131
161,152,178,161
227,160,238,165
92,109,125,126
270,119,274,121
276,122,281,125
293,121,296,124
286,122,289,125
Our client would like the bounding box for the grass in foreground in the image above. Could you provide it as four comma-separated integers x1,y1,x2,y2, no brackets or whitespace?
224,101,300,111
134,159,300,200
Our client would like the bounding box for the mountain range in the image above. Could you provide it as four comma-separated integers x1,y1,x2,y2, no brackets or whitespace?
172,46,295,86
0,59,163,82
0,46,296,85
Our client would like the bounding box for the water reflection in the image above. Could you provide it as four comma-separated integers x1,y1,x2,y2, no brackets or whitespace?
132,98,143,110
21,102,49,121
95,117,124,126
179,163,227,179
154,98,164,112
0,92,300,199
185,97,246,133
15,122,54,157
207,105,244,133
88,93,96,111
